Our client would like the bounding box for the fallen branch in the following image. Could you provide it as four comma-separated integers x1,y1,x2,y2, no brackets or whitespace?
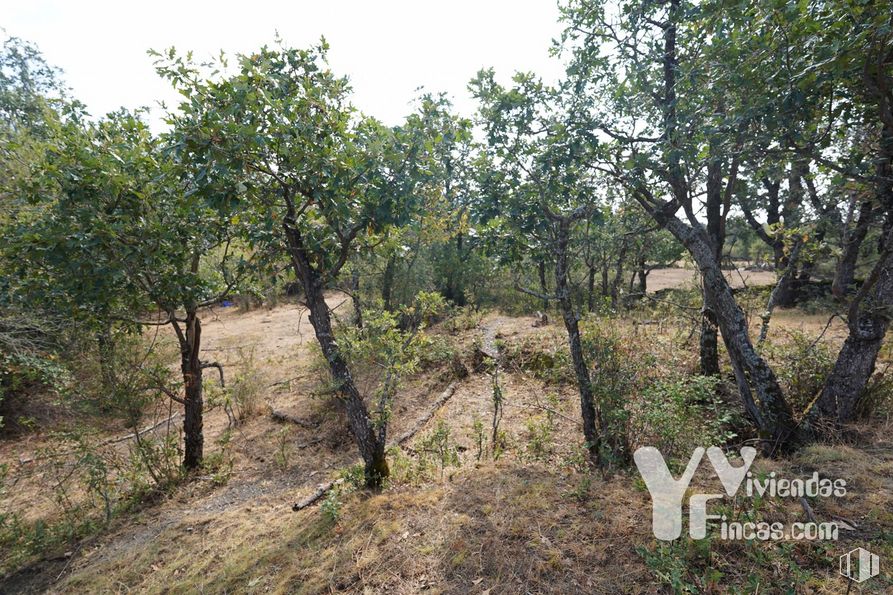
393,381,458,446
799,497,818,524
291,381,459,511
267,376,302,389
18,413,181,464
270,409,319,429
296,437,324,449
105,413,181,445
292,478,343,511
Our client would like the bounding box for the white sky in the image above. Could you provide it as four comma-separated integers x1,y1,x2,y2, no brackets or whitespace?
3,0,566,129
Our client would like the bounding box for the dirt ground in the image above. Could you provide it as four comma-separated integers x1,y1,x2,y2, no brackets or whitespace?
1,273,891,594
645,266,777,293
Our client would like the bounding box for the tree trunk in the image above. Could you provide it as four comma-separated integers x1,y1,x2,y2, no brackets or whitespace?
637,259,647,295
699,306,720,376
811,247,892,423
350,268,363,329
772,243,798,307
700,144,726,375
452,232,467,307
181,310,203,470
587,265,596,312
287,226,388,487
812,121,893,424
553,218,602,465
663,217,798,453
537,259,549,312
96,324,116,405
609,241,627,307
833,200,876,297
381,254,396,311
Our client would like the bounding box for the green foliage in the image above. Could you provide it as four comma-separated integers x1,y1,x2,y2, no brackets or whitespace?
218,346,267,424
633,375,740,460
274,427,294,471
580,321,636,466
443,306,483,334
203,430,235,486
500,334,574,385
763,331,836,415
320,465,365,522
338,292,446,429
470,415,487,462
321,488,342,523
489,364,506,460
637,540,718,594
416,419,460,480
524,414,555,463
0,425,183,574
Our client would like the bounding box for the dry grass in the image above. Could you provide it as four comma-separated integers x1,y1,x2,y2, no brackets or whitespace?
2,288,892,594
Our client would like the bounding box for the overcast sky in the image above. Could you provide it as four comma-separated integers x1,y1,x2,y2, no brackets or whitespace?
4,0,567,129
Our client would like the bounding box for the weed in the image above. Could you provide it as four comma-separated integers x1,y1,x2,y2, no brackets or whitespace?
524,414,554,462
416,419,460,480
321,489,342,522
274,426,294,470
470,415,487,461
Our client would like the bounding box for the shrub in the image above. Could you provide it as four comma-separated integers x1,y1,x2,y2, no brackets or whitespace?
631,375,740,461
416,419,460,479
500,334,574,384
227,346,268,422
443,306,483,334
524,414,555,462
763,330,835,415
580,321,639,467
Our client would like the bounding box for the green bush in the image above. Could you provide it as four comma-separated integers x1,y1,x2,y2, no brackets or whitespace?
580,321,638,467
632,375,740,461
763,330,835,415
415,419,460,479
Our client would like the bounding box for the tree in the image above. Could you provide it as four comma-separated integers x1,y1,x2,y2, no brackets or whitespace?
711,0,893,426
561,0,800,451
6,108,243,468
471,69,626,466
157,41,441,487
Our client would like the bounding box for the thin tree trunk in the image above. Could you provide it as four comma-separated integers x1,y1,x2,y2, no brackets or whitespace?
537,259,549,312
96,324,116,404
637,258,647,295
699,305,720,376
553,218,601,465
350,268,363,329
287,226,387,487
833,200,876,298
758,238,804,348
381,254,396,311
772,242,798,307
587,265,596,312
181,310,203,470
452,232,467,307
700,141,726,375
609,242,627,307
